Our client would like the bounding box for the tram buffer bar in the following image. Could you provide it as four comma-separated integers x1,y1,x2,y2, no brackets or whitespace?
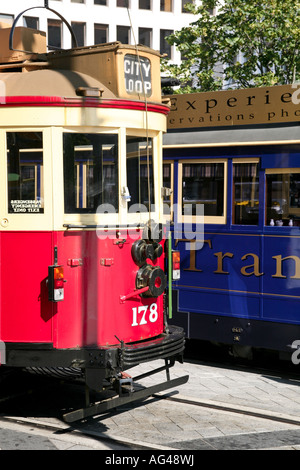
63,373,189,423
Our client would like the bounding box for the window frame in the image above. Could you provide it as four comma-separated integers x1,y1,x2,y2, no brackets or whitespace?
139,0,151,10
160,0,173,12
63,132,119,215
138,27,152,48
62,128,161,228
178,158,228,225
125,129,160,226
265,167,300,227
71,21,86,48
47,18,63,49
0,128,53,232
160,29,173,59
232,158,260,226
162,160,174,222
62,128,119,226
94,23,108,44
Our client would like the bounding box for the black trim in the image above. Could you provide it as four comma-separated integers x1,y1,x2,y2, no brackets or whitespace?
165,121,300,134
122,325,185,367
4,325,186,370
173,308,300,353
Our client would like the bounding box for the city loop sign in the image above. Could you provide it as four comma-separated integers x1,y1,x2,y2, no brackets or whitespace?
167,84,300,129
124,54,152,97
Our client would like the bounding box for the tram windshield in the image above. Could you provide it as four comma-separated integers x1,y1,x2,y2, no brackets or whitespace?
63,133,118,214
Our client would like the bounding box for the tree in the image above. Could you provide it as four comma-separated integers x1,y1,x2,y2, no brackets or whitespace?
162,0,300,92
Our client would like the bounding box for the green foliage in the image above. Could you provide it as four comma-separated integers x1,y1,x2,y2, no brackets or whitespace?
162,0,300,92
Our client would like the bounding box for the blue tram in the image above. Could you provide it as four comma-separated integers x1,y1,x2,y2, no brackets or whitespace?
163,85,300,359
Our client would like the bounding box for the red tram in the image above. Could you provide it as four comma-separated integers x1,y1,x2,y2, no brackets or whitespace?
0,13,187,422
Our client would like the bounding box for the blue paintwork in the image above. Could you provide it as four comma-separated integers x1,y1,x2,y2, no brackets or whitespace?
164,144,300,337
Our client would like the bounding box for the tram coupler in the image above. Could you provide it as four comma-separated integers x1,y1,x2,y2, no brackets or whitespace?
117,372,133,395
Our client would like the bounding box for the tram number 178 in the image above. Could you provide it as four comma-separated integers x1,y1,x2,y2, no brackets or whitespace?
132,303,158,327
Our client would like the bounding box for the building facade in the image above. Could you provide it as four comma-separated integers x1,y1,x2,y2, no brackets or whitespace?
0,0,199,65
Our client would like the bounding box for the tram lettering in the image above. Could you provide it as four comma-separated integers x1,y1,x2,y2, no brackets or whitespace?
124,59,150,78
125,78,151,95
175,239,212,272
214,252,234,274
124,55,152,96
174,239,300,281
272,255,300,279
184,249,202,272
240,253,264,277
132,303,158,327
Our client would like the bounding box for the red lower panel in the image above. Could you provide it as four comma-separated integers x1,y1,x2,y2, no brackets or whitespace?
54,230,165,349
0,232,53,343
0,230,165,349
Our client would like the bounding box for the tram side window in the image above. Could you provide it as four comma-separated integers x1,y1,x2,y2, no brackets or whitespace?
182,162,224,217
7,132,44,214
63,133,118,213
232,162,259,225
126,137,154,211
266,170,300,226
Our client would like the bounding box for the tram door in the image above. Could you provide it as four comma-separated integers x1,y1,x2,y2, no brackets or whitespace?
0,130,53,343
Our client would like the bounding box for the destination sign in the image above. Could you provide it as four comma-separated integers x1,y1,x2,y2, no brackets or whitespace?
124,54,152,97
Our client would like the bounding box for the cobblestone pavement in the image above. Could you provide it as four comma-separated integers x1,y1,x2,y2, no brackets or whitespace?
1,350,300,450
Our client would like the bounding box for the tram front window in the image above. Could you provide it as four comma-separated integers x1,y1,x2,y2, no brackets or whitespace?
63,133,118,214
126,136,154,211
7,132,44,214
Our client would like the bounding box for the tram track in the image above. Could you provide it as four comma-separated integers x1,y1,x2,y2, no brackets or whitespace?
0,385,299,452
0,413,177,451
155,392,300,427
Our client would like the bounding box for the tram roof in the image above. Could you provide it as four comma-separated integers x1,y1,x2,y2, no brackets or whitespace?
0,69,116,100
0,25,164,104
